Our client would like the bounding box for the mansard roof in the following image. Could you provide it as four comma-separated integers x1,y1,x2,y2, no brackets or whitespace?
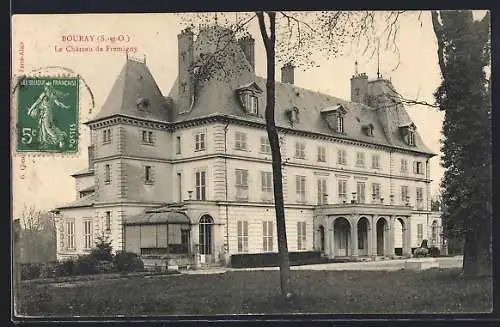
56,193,96,209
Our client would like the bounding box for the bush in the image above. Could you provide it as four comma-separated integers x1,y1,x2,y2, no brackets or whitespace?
429,246,441,257
90,235,113,262
21,263,41,280
113,251,144,273
74,255,99,275
55,259,75,277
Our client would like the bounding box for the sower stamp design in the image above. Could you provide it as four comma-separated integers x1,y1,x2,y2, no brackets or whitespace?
16,77,79,153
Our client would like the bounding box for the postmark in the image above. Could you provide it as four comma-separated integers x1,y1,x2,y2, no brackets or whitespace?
16,77,79,153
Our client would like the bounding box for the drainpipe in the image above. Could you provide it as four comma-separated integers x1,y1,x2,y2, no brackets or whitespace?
223,120,230,264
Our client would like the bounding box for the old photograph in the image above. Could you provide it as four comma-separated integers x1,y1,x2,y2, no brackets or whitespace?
11,10,492,318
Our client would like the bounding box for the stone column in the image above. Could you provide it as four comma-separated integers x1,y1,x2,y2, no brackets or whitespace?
387,216,396,257
351,215,358,257
367,223,373,258
404,217,412,257
371,215,378,257
328,224,334,259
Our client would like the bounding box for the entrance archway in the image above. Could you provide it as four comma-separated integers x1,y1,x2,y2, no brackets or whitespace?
376,218,388,256
357,217,369,256
394,218,405,256
318,225,325,252
199,215,214,263
333,217,351,257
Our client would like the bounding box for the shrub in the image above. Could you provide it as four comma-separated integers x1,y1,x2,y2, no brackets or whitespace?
90,235,113,262
74,255,99,275
113,251,144,273
429,246,441,257
21,263,41,280
56,259,75,277
39,262,59,279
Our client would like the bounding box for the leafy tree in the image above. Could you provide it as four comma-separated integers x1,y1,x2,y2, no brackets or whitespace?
431,10,491,277
179,11,401,297
90,234,113,262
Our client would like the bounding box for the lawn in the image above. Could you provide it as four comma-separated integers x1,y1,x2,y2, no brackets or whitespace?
16,268,492,316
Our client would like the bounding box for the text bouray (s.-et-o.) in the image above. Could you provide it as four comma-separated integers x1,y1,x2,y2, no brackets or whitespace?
54,34,138,54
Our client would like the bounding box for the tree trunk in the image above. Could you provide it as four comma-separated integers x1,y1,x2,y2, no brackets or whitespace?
257,11,291,298
462,220,492,278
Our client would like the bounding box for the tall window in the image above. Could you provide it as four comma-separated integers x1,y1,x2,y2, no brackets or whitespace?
416,187,424,209
372,154,380,169
235,169,249,200
317,146,326,162
356,152,365,167
103,128,111,144
295,142,306,159
297,222,307,250
243,93,258,115
401,159,408,173
235,132,248,151
142,130,154,144
317,178,328,205
431,221,438,245
237,221,249,253
263,221,273,252
261,171,273,201
408,130,415,146
105,211,111,232
357,182,366,203
176,136,181,154
417,223,424,245
260,136,271,154
104,164,111,184
145,165,153,184
414,161,424,175
195,132,206,151
83,220,92,249
337,115,344,133
401,185,409,203
195,170,206,200
372,183,381,201
337,149,347,165
296,175,307,203
66,220,75,249
338,180,347,202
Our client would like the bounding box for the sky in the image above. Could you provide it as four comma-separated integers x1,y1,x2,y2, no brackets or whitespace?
10,11,488,218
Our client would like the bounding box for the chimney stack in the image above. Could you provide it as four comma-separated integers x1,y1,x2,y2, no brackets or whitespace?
238,35,255,71
281,63,295,84
350,72,368,105
177,27,195,113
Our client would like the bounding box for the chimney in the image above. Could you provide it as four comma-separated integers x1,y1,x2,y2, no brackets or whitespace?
350,72,368,105
177,27,195,113
88,145,95,170
281,63,295,84
238,35,255,71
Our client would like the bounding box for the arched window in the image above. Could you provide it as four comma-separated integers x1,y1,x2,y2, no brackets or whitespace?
199,215,214,255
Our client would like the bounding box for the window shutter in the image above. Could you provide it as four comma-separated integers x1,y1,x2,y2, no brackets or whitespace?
413,161,417,174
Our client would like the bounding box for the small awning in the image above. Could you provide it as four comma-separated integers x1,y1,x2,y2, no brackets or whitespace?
124,211,190,226
79,185,95,193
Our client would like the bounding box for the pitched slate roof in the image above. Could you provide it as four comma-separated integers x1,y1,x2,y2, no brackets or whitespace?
125,210,190,225
56,194,96,209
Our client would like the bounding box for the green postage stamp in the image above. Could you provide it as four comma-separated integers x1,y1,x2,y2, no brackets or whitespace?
16,77,79,153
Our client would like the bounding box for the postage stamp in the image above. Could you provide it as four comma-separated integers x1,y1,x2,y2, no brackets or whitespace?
16,77,79,153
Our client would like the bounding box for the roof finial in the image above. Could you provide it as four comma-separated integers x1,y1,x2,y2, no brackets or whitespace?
377,39,381,79
354,60,358,75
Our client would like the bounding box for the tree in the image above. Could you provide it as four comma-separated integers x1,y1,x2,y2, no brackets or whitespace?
431,10,491,277
179,11,406,298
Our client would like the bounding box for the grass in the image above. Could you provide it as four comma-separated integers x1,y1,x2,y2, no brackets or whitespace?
16,268,492,316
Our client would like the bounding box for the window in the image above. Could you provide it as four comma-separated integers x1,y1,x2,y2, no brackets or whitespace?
317,146,326,162
401,159,408,173
297,222,307,250
145,165,153,184
431,221,438,245
195,132,206,151
177,173,182,202
235,132,248,151
372,183,381,201
235,169,249,200
142,130,154,144
104,164,111,184
261,171,273,201
66,220,75,249
195,170,206,200
260,136,271,154
356,152,365,167
337,149,347,165
337,115,344,133
263,221,273,252
401,186,409,204
103,128,111,144
243,93,258,115
105,211,111,232
83,220,92,249
416,187,424,209
295,142,306,159
417,223,424,245
408,130,415,146
357,182,366,203
338,180,347,202
414,161,424,175
372,155,380,169
296,175,307,203
317,178,328,205
176,136,181,154
237,221,249,253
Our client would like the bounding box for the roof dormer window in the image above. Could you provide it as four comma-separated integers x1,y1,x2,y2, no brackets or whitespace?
285,107,300,126
320,104,347,134
236,82,263,116
336,115,344,133
399,122,416,146
363,123,374,136
136,96,150,111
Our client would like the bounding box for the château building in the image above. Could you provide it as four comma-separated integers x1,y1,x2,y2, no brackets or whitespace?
54,26,442,265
